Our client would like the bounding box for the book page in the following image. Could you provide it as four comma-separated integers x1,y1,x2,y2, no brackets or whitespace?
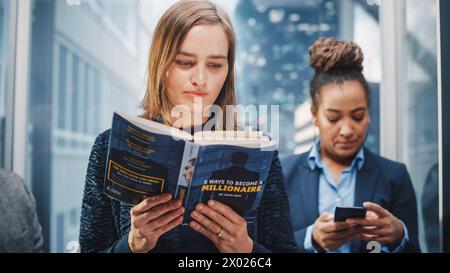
193,130,277,150
116,111,193,141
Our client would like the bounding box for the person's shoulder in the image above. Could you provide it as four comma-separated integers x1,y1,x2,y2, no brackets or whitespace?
0,169,26,194
278,152,310,189
280,152,309,173
95,129,111,145
363,148,408,175
281,152,309,164
90,129,111,150
87,129,111,163
0,169,34,208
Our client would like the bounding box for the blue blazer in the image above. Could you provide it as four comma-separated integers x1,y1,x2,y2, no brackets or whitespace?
281,147,421,253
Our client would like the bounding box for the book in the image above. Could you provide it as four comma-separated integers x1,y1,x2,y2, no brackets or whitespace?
104,112,277,224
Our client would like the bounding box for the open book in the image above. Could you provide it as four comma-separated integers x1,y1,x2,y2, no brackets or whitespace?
104,112,277,224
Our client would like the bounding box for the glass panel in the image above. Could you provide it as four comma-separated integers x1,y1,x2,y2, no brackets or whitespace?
23,0,441,253
28,0,145,252
234,0,380,156
353,0,380,154
403,0,439,253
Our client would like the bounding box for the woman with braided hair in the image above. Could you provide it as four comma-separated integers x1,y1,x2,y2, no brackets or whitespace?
282,37,420,253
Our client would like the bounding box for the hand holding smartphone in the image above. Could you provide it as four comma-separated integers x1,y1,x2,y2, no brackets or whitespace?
334,206,367,222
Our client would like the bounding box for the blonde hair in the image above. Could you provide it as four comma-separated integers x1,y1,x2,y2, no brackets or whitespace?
140,0,237,126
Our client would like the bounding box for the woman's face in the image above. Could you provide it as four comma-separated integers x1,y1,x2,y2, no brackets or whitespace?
165,24,229,117
312,80,370,163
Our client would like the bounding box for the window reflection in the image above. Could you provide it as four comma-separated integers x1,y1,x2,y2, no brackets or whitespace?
234,0,439,253
234,0,380,156
235,0,340,156
28,0,147,252
21,0,441,253
403,0,439,253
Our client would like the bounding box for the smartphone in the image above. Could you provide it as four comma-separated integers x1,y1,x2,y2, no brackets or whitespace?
334,206,367,222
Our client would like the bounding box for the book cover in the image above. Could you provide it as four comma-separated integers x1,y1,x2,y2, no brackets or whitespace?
104,113,186,204
103,112,276,223
180,145,274,224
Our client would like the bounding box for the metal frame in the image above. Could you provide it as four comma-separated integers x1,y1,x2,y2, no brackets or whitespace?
438,0,450,253
436,0,443,254
4,0,31,181
12,0,31,180
379,0,406,162
4,0,17,172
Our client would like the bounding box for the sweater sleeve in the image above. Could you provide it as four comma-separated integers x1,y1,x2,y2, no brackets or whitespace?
79,130,129,253
256,150,299,252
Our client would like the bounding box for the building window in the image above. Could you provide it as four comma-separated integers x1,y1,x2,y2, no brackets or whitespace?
234,0,380,156
58,46,67,131
71,55,79,133
28,0,148,252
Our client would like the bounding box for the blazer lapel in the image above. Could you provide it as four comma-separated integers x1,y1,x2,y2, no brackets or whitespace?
351,148,380,252
354,149,379,207
298,163,320,225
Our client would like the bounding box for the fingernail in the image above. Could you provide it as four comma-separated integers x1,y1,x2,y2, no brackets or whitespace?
191,211,198,217
197,204,204,210
190,221,197,227
208,200,215,206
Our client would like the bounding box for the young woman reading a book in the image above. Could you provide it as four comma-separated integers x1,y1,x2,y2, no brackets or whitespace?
282,38,420,253
79,0,297,253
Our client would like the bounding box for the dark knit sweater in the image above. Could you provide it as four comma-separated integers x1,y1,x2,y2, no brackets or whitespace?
79,129,298,253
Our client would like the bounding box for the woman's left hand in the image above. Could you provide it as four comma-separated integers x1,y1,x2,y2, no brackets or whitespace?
189,200,253,253
346,202,404,249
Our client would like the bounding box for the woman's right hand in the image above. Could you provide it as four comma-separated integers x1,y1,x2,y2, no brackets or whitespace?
311,212,359,251
128,193,184,253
